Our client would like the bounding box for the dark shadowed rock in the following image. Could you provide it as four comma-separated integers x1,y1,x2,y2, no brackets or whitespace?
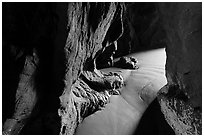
157,2,202,135
158,86,201,134
96,41,118,69
114,56,139,69
3,2,202,135
115,2,166,58
3,50,39,135
3,3,66,134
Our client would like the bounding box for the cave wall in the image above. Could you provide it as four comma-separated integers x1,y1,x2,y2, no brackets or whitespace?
115,3,166,58
3,2,124,135
157,2,202,134
115,2,202,134
3,2,67,134
2,2,202,135
58,3,124,134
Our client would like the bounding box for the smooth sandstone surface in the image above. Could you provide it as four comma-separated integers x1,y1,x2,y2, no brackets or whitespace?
75,48,167,135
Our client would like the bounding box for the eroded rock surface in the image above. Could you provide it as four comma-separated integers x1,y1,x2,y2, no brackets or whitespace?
157,3,202,134
3,50,39,135
58,70,123,134
3,2,125,135
158,85,201,135
3,3,67,134
3,2,202,135
114,56,139,69
58,3,125,135
115,2,166,58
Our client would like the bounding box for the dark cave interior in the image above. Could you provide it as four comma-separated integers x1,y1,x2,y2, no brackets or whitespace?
2,2,202,135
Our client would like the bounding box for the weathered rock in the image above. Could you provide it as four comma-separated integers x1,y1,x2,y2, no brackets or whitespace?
3,50,39,135
157,2,202,134
128,3,166,50
2,44,26,124
116,2,166,57
3,3,66,134
3,2,125,135
114,56,139,69
96,41,118,69
58,70,123,134
58,2,125,135
158,85,201,135
95,3,124,69
3,2,201,135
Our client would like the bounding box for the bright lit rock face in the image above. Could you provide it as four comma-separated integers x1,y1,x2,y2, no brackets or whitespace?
58,3,125,135
157,3,202,134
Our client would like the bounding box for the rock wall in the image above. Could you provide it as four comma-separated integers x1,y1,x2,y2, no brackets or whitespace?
3,3,64,134
115,3,166,58
3,2,202,135
58,3,124,134
157,2,202,134
3,2,124,135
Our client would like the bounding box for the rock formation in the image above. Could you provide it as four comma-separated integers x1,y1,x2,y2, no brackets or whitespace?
113,56,139,69
157,3,202,134
2,2,202,135
115,2,166,58
3,50,39,135
3,3,63,134
3,2,125,135
57,3,125,134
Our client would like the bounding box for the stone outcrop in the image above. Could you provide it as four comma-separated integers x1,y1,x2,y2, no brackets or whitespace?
157,2,202,134
58,70,123,134
58,3,125,134
3,2,125,135
2,2,202,135
113,56,139,69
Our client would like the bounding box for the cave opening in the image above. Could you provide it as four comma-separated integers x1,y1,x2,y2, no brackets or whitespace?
2,2,201,135
76,3,172,135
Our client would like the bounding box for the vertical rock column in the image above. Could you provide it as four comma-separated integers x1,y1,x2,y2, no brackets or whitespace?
58,2,124,135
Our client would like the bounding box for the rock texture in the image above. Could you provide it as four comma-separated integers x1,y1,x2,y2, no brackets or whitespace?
3,2,202,135
58,70,123,134
57,3,125,135
3,3,67,134
113,56,139,69
115,2,166,58
3,50,39,135
3,2,125,135
157,3,202,134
